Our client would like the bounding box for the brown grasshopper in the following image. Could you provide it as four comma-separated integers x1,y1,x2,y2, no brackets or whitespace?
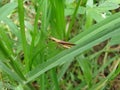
49,36,75,49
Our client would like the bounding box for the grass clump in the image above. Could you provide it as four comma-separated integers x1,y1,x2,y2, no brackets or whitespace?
0,0,120,90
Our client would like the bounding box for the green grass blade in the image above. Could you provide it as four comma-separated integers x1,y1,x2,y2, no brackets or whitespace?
0,2,17,19
0,61,23,83
17,0,29,71
49,0,65,39
0,39,26,81
51,68,60,90
2,17,21,39
66,0,81,39
29,0,42,70
77,55,92,86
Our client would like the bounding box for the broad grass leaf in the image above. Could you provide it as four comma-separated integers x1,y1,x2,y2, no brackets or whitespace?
86,0,93,7
0,2,17,19
97,1,119,11
110,33,120,45
87,8,104,22
0,3,20,39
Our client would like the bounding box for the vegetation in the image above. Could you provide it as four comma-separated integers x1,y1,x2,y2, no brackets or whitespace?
0,0,120,90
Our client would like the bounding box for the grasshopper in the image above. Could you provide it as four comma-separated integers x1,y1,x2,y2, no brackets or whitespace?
49,36,75,49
